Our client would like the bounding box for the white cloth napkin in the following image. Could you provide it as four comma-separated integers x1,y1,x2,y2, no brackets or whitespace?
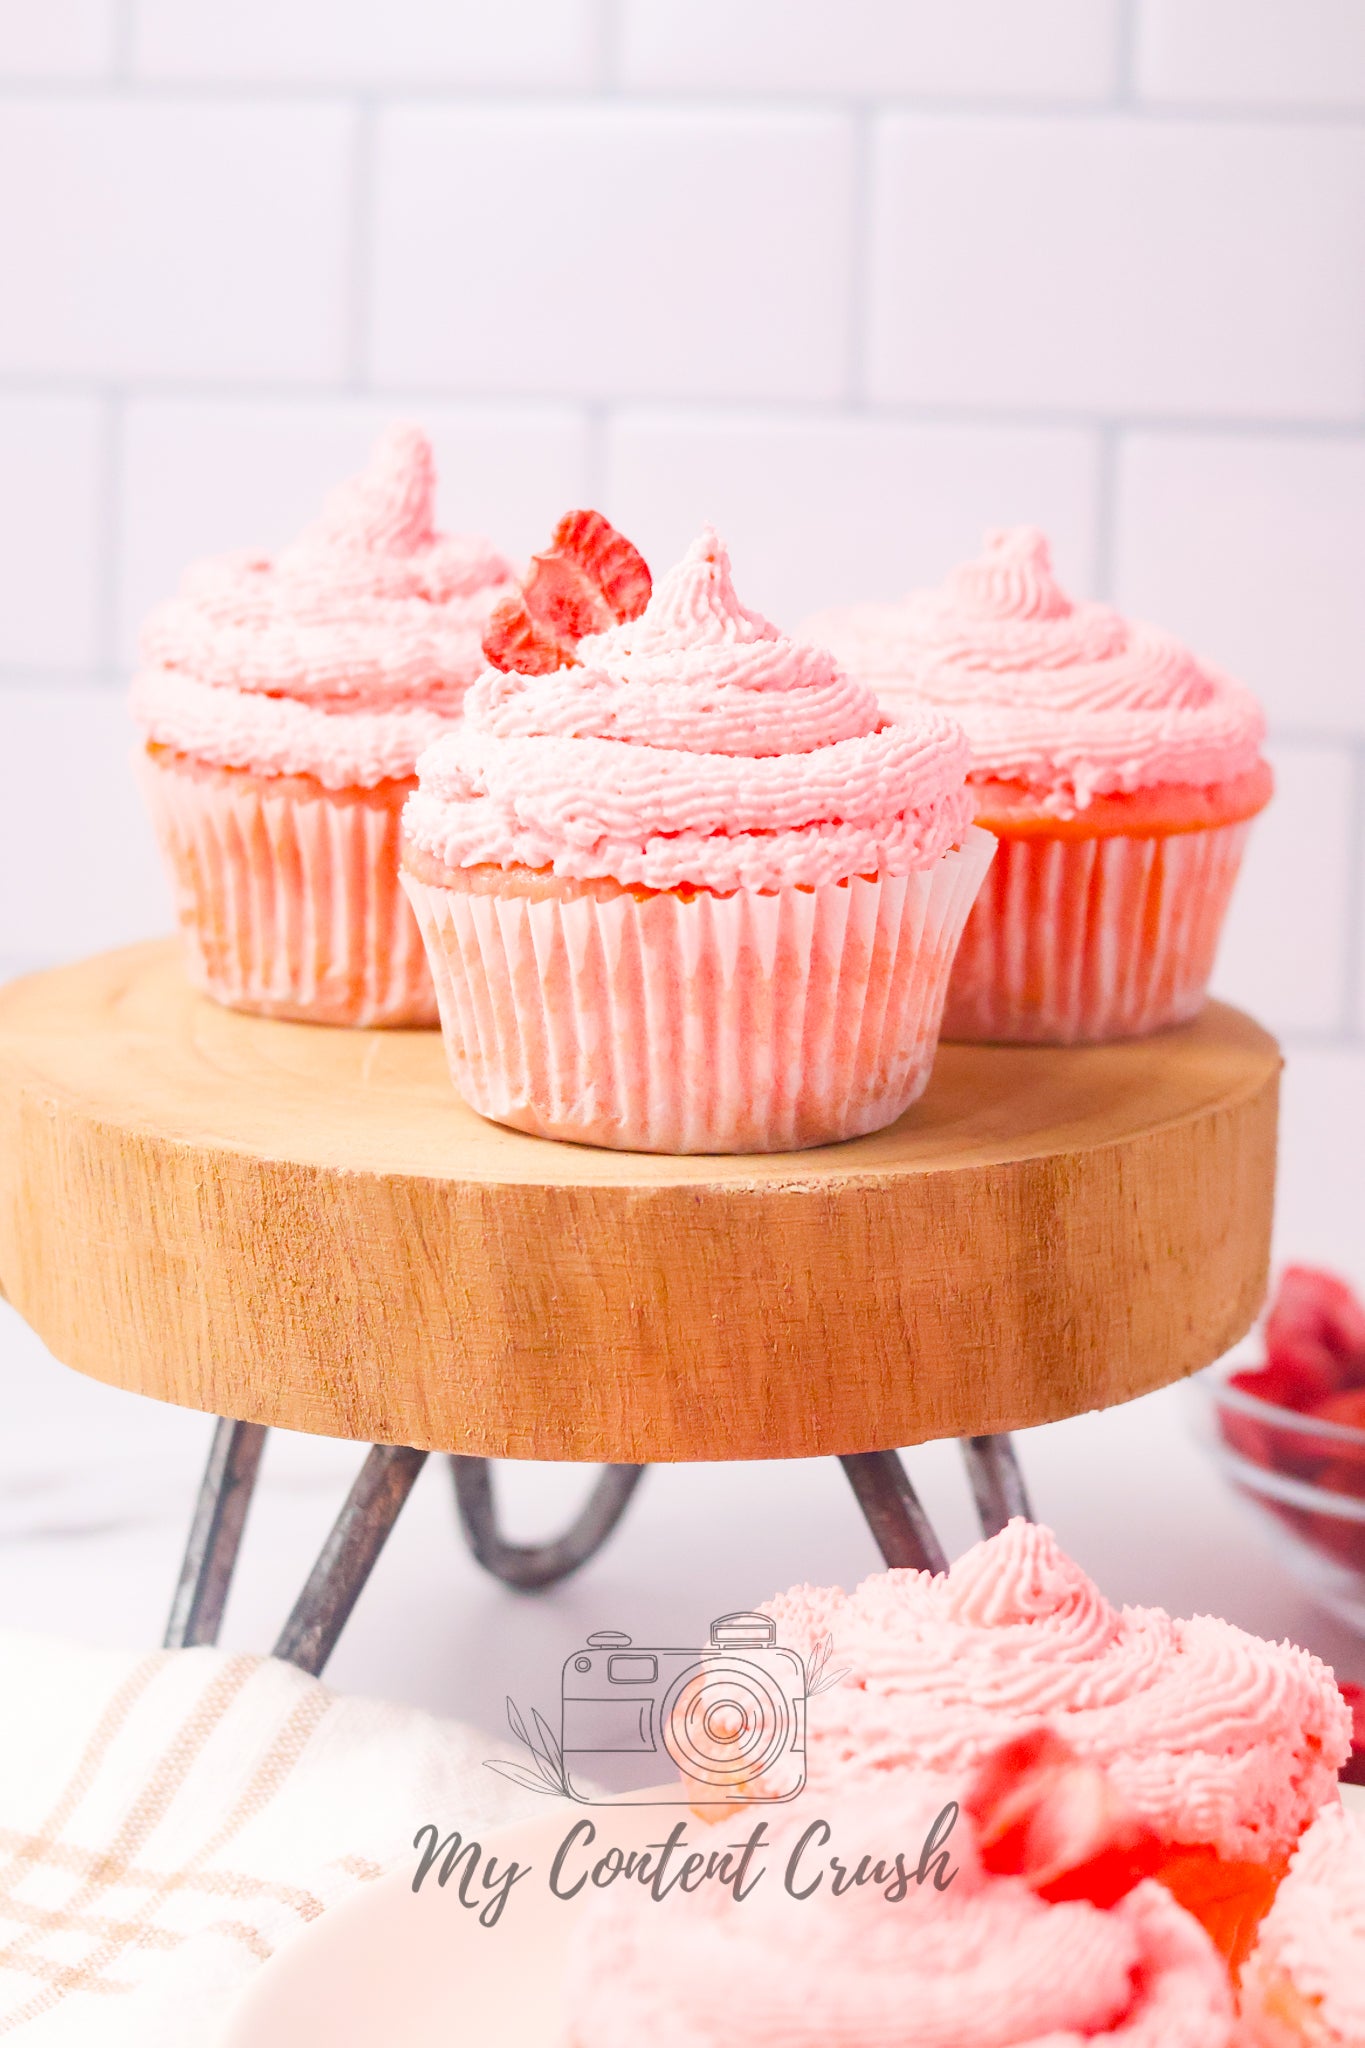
0,1629,534,2044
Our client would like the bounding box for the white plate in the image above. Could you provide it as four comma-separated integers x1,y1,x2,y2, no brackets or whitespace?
224,1783,1365,2047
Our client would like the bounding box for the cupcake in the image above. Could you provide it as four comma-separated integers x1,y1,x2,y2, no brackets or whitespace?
1240,1805,1365,2044
401,525,993,1153
562,1769,1239,2046
131,425,515,1026
761,1519,1350,1968
803,528,1271,1043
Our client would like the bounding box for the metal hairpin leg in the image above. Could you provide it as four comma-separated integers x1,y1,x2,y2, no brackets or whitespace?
960,1433,1035,1538
839,1451,950,1574
164,1416,1028,1671
164,1417,268,1649
274,1444,430,1677
450,1456,646,1590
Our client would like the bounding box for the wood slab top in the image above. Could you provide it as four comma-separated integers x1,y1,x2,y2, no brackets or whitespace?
0,942,1280,1462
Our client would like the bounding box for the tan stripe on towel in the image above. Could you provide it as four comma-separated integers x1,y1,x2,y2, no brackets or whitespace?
0,1671,331,2030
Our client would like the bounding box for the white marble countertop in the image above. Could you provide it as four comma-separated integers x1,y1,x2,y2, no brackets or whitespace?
3,1297,1361,1738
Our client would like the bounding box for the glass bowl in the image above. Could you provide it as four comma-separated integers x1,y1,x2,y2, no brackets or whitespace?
1191,1359,1365,1633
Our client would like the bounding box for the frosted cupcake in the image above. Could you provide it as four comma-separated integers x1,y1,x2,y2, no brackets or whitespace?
562,1770,1238,2047
803,528,1271,1043
401,526,992,1153
1241,1806,1365,2044
132,426,514,1026
763,1520,1350,1967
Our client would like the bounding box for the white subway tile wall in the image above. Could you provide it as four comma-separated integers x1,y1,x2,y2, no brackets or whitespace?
369,107,856,398
615,0,1122,101
1136,0,1365,111
2,0,1363,1090
130,0,599,88
0,0,116,80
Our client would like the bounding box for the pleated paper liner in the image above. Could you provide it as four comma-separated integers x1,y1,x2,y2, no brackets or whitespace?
942,818,1251,1046
138,745,438,1028
402,827,996,1154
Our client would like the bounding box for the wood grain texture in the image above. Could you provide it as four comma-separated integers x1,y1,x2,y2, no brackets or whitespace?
0,942,1280,1463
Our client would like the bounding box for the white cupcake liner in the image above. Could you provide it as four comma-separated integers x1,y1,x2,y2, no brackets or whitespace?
942,817,1252,1045
401,827,995,1154
137,747,437,1027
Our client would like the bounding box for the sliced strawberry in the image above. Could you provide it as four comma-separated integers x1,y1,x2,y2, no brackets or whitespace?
1265,1266,1365,1399
480,591,567,676
549,509,652,624
481,510,652,676
1306,1387,1365,1432
1221,1368,1301,1474
521,549,616,644
1339,1681,1365,1786
965,1729,1163,1910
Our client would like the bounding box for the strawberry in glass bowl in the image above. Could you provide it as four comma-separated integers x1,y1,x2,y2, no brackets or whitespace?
1197,1267,1365,1635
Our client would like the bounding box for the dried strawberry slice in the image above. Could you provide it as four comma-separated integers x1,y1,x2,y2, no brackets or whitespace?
548,509,652,625
521,548,617,645
480,591,566,676
481,510,652,675
965,1728,1163,1909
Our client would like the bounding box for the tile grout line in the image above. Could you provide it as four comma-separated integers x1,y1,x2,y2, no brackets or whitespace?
93,392,126,674
343,96,378,392
0,79,1362,126
108,0,135,81
1112,0,1140,107
1339,739,1365,1038
844,105,874,408
582,401,612,507
1089,423,1122,599
1,377,1362,442
594,0,622,94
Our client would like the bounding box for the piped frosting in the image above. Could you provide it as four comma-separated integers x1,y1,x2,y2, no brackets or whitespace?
131,425,515,789
563,1775,1238,2048
763,1521,1349,1864
404,527,973,893
801,528,1266,816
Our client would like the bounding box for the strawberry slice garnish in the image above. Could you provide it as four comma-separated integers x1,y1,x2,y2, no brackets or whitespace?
550,509,653,624
481,510,651,676
480,591,566,676
965,1728,1163,1909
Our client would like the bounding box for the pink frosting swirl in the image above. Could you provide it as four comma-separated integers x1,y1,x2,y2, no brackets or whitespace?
1243,1806,1365,2044
801,528,1266,815
404,527,973,892
130,425,515,789
563,1776,1237,2048
762,1522,1349,1864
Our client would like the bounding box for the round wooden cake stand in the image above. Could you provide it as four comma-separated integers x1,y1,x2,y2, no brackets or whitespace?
0,942,1280,1675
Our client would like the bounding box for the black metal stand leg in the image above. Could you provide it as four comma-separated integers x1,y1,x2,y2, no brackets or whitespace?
273,1445,429,1677
165,1418,268,1649
839,1451,949,1574
960,1434,1035,1539
450,1457,646,1590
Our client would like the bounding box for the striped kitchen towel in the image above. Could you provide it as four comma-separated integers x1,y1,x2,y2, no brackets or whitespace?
0,1629,533,2044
